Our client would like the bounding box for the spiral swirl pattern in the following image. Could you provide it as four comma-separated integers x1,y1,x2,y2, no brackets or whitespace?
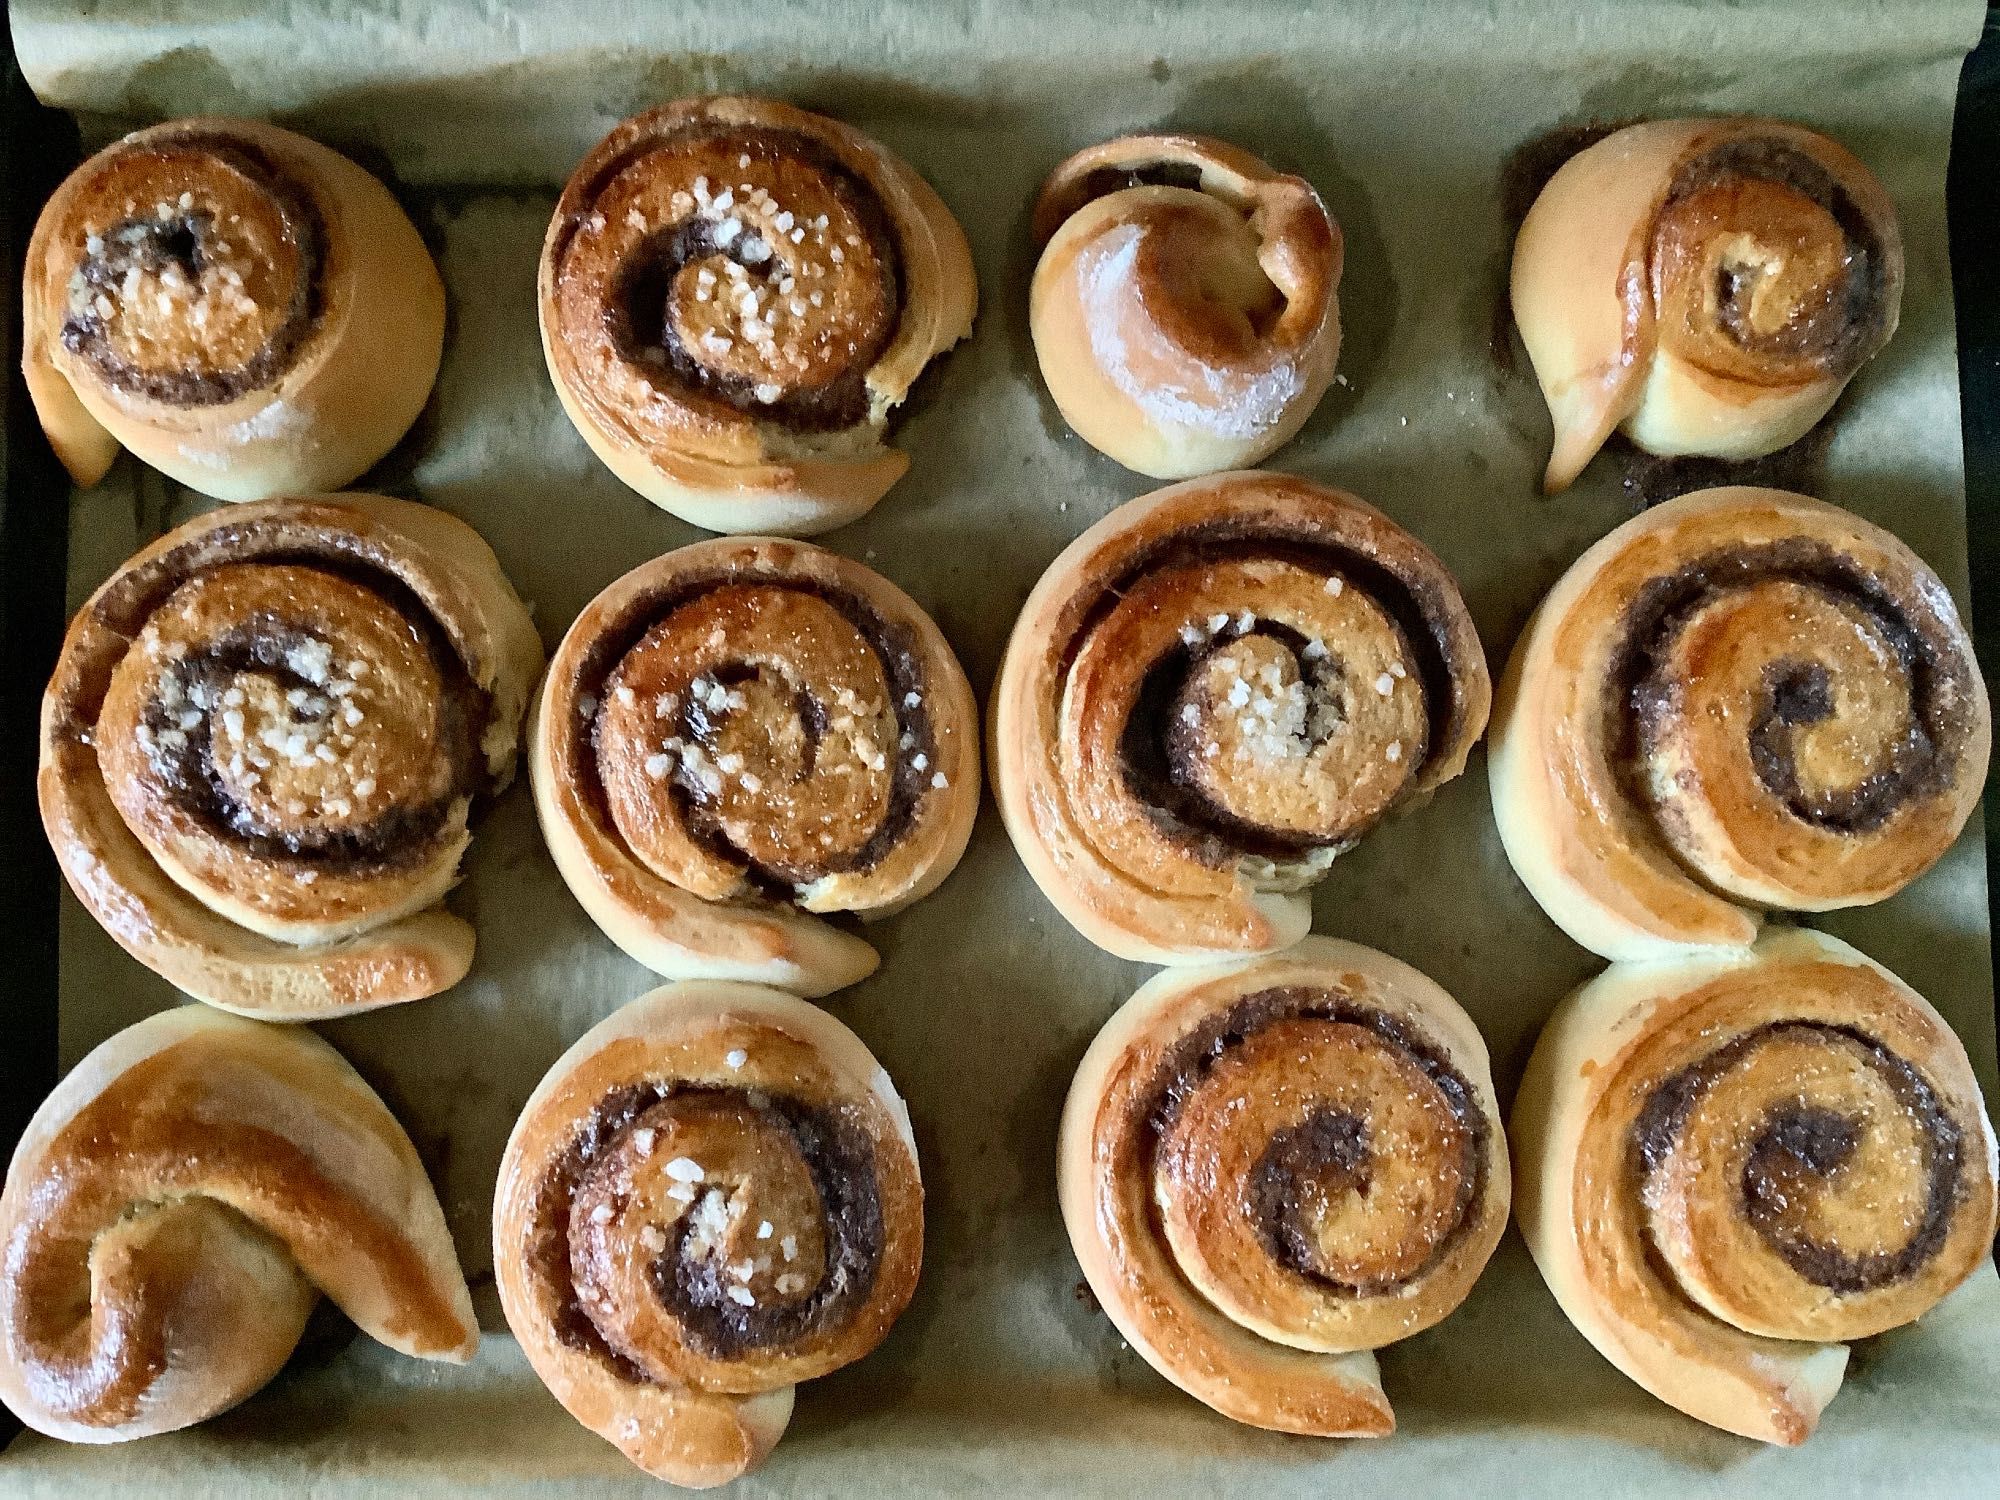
1513,928,1997,1444
40,495,543,1017
495,983,922,1487
22,118,444,501
993,471,1488,963
1511,117,1903,493
533,536,979,997
540,96,976,535
1059,938,1508,1435
1489,486,1988,961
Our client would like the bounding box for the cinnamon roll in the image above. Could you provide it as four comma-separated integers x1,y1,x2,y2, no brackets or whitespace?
495,982,922,1488
0,1005,477,1444
532,536,979,997
1030,134,1342,479
22,118,444,501
992,471,1488,963
1513,927,1997,1444
539,96,978,536
1512,117,1902,493
1060,937,1507,1435
1490,486,1988,961
40,494,543,1019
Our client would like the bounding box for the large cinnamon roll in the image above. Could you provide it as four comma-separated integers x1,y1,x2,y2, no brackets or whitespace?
495,982,922,1488
539,97,977,536
0,1005,477,1444
40,494,543,1018
992,471,1488,963
1060,937,1507,1435
532,536,979,997
1513,927,1997,1444
22,118,444,501
1512,117,1902,493
1031,134,1342,479
1490,486,1988,961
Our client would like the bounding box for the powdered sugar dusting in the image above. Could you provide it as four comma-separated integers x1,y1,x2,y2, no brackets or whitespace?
1077,224,1303,442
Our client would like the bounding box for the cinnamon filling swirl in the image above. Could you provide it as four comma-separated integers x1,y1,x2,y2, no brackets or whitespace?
1075,526,1464,863
1633,1021,1963,1297
90,557,487,875
571,574,938,898
531,1083,886,1376
553,124,904,428
1141,986,1488,1299
1611,539,1975,860
57,134,324,406
1655,138,1890,383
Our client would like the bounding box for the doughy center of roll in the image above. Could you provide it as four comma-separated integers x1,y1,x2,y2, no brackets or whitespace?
60,140,319,404
96,563,467,871
592,582,931,898
1636,1022,1962,1329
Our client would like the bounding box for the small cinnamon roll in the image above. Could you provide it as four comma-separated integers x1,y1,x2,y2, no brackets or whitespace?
22,118,444,501
40,494,543,1018
0,1005,477,1444
532,537,979,997
1061,937,1508,1435
1031,134,1343,478
991,471,1488,963
1490,486,1988,961
1513,927,1997,1444
1512,117,1902,493
539,96,978,536
494,982,922,1488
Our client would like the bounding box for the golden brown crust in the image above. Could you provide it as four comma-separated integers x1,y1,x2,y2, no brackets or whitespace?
538,96,977,536
0,1006,476,1444
1512,928,1997,1444
1030,134,1342,478
531,536,979,997
39,493,544,1019
1489,486,1988,961
1058,938,1507,1435
991,471,1488,963
1511,117,1902,493
494,982,921,1487
22,118,444,501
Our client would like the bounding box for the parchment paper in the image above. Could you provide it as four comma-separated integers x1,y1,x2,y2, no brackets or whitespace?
7,1,1997,1494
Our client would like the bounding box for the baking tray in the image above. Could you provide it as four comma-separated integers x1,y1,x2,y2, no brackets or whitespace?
3,2,1999,1494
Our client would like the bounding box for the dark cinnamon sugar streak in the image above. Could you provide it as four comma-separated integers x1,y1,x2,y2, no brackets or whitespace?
531,1082,886,1375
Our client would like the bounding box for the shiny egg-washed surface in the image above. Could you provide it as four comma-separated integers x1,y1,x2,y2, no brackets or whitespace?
15,0,1999,1493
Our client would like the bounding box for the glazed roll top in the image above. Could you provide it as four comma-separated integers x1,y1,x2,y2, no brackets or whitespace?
1512,118,1902,491
1513,929,1997,1444
494,983,922,1488
993,471,1487,963
1646,134,1895,388
1489,486,1988,960
1059,938,1508,1435
40,494,543,1017
0,1006,476,1444
533,536,979,997
1030,133,1342,478
23,118,445,500
56,131,323,408
539,96,976,535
